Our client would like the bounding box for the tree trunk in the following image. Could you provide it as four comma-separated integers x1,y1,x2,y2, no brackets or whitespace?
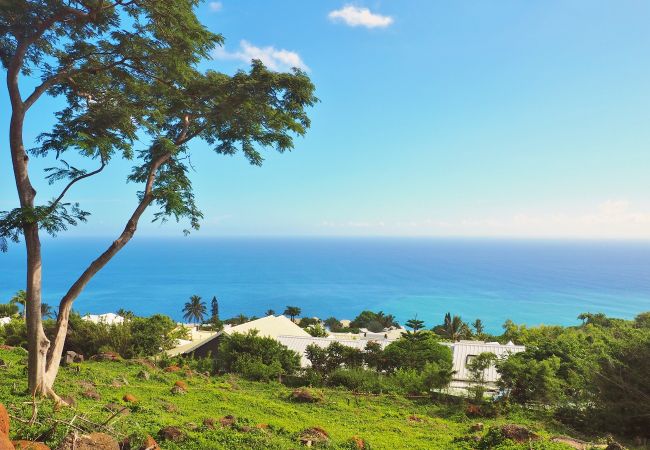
8,78,50,396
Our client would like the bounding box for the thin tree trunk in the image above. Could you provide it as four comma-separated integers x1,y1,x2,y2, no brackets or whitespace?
8,72,50,396
45,153,170,387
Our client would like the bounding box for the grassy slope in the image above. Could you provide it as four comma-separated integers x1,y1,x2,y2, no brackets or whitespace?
0,348,584,449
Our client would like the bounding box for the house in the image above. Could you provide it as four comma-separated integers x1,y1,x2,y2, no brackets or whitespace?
0,317,12,326
82,312,124,325
442,340,526,393
167,315,310,358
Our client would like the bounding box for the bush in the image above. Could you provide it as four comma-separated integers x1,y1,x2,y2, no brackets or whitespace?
328,368,385,393
218,330,300,380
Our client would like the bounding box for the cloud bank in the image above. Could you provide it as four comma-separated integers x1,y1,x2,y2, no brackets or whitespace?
212,40,309,72
328,5,393,28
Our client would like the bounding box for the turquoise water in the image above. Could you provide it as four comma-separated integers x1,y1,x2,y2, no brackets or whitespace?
1,237,649,332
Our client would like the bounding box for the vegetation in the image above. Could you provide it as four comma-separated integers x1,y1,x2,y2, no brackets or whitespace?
217,331,301,382
283,306,301,322
350,310,398,331
183,295,208,325
0,346,585,450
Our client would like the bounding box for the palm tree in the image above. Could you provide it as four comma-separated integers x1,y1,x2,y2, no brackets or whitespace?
440,312,469,341
472,318,485,337
283,306,301,322
182,295,207,325
265,309,275,316
9,290,26,319
41,303,55,319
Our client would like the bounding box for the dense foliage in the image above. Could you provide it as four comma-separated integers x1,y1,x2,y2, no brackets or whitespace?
217,331,301,381
497,312,650,438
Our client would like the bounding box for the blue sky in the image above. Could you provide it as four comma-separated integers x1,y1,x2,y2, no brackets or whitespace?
2,0,650,238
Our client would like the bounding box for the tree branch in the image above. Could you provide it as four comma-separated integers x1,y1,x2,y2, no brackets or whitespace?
48,157,107,213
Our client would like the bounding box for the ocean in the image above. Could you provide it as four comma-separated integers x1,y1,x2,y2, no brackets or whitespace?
1,237,649,332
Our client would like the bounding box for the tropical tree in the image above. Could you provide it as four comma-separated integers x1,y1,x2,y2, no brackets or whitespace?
182,295,207,325
283,306,301,322
406,316,425,332
434,312,470,341
9,290,26,319
210,296,219,321
265,309,275,316
471,318,485,338
0,1,316,398
40,303,55,319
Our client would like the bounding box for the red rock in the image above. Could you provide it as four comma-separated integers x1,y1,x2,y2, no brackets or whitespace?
0,433,15,450
122,394,137,403
139,435,160,450
219,415,236,427
163,365,181,373
58,432,119,450
12,441,50,450
157,427,183,442
350,436,366,449
0,403,9,435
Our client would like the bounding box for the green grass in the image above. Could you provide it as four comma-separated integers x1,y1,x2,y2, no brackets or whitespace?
0,348,597,449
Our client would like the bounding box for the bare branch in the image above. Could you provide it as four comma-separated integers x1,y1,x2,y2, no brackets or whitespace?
48,157,107,213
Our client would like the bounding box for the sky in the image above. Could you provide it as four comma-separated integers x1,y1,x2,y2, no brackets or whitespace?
2,0,650,239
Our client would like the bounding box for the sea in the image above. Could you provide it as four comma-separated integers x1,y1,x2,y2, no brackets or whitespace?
1,237,649,333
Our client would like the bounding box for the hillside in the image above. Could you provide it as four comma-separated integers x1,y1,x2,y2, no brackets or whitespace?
0,347,613,450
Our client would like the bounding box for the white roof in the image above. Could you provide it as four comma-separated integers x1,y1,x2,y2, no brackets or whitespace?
223,315,310,339
82,313,124,325
442,340,526,383
0,317,12,326
277,335,393,367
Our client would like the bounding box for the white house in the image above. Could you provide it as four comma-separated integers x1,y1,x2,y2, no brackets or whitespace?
82,312,124,325
277,335,393,367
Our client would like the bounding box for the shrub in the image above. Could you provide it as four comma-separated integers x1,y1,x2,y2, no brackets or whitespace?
328,368,385,393
218,330,300,380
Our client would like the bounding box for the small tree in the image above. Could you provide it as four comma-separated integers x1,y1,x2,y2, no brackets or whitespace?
182,295,207,325
324,316,342,331
466,352,497,402
406,316,425,332
40,303,55,319
433,312,470,341
283,306,301,322
9,290,26,319
265,309,275,316
472,318,485,338
210,296,219,321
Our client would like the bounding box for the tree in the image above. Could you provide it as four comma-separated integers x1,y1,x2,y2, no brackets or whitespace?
283,306,301,322
383,331,452,372
466,352,497,401
405,316,425,332
210,296,219,320
306,323,328,337
116,308,134,320
0,1,316,398
0,303,19,317
433,312,470,341
40,303,55,319
350,310,399,330
182,295,207,325
471,319,485,338
324,317,342,331
265,309,275,316
9,290,26,319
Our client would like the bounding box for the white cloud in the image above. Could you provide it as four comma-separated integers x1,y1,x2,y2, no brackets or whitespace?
212,40,309,72
328,5,393,28
208,2,222,12
316,200,650,238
